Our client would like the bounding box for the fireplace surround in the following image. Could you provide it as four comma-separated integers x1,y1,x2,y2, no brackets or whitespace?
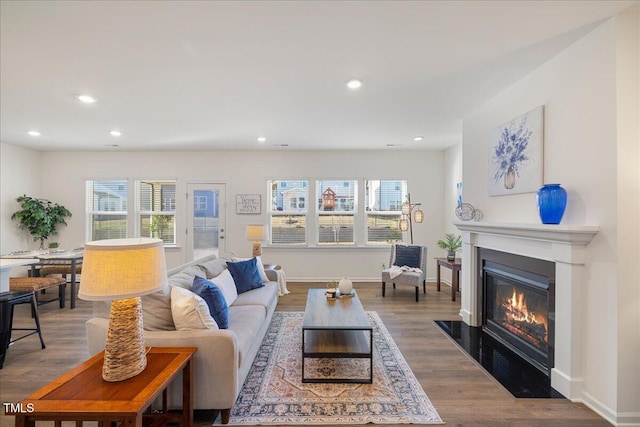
454,222,598,401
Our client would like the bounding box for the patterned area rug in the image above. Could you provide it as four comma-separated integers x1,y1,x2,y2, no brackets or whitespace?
226,311,443,425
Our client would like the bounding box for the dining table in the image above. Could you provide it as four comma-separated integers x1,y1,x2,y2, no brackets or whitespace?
0,250,84,308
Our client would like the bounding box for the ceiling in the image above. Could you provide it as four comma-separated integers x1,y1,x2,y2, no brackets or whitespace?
0,1,636,152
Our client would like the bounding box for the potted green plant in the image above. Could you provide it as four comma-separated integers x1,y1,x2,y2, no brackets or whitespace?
437,233,462,261
11,195,72,249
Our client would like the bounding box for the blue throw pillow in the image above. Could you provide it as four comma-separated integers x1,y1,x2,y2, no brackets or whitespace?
226,257,264,294
393,245,421,268
191,276,229,329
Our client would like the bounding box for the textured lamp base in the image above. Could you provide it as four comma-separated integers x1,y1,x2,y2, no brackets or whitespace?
103,297,147,382
252,242,262,257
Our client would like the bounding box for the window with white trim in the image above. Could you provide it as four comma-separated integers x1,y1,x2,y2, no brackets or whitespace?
365,180,406,244
316,179,357,245
86,180,128,241
268,180,308,245
136,180,177,245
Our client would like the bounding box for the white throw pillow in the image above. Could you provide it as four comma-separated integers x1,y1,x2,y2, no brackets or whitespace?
170,286,219,331
210,268,238,306
232,255,269,282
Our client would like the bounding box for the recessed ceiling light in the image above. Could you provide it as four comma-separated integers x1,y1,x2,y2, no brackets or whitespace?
110,130,122,137
77,95,97,104
414,136,424,141
27,130,41,137
257,137,267,143
346,78,363,90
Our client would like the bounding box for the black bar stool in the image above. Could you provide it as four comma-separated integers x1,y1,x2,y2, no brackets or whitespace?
0,291,46,369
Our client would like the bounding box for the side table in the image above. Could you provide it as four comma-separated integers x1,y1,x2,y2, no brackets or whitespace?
436,258,462,302
9,347,196,427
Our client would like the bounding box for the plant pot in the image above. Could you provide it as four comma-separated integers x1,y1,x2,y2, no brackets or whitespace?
447,251,456,261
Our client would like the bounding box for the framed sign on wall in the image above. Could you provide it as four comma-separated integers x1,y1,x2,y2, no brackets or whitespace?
236,194,261,214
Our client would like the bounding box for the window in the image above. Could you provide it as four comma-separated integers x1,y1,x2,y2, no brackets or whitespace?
268,180,308,245
365,180,406,244
86,180,128,241
194,195,207,211
316,180,356,245
137,180,176,245
267,178,408,247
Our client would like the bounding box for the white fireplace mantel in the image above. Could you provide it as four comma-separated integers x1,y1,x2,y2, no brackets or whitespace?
453,221,599,401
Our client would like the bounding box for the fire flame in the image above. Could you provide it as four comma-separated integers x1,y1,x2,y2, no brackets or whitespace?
503,289,548,343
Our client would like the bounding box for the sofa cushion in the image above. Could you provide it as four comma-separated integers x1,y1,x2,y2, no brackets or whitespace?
227,257,264,294
168,264,207,289
192,276,229,329
228,305,266,368
232,256,269,282
233,282,279,311
142,288,174,331
393,244,421,268
170,286,219,330
199,258,229,279
209,268,238,306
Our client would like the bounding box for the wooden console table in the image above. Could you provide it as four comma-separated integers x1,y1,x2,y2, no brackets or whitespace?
9,347,196,427
436,258,461,302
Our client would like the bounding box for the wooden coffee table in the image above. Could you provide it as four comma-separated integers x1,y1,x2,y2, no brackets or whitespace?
10,347,196,427
302,288,372,383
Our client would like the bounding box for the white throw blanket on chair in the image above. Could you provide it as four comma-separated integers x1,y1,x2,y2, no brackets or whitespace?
388,265,423,279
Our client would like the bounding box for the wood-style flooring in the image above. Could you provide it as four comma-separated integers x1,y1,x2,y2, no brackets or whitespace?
0,282,610,427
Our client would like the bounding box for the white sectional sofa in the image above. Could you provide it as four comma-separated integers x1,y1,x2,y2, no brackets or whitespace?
86,254,280,424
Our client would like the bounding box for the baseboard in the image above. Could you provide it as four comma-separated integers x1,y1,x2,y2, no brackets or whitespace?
580,391,640,427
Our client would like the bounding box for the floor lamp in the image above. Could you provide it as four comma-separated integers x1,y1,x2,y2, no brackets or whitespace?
79,238,168,382
399,193,424,244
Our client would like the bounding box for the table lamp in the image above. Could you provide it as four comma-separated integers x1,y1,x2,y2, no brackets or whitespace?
79,238,167,382
245,224,267,257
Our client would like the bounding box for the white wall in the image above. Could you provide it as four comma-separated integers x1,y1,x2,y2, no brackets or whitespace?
443,142,462,235
462,11,639,425
15,149,445,281
615,4,640,421
0,143,42,254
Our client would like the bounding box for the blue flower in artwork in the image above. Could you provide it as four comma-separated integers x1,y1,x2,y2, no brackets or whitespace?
491,112,533,185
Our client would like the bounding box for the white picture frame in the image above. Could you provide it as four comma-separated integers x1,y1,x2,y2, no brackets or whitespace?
236,194,261,214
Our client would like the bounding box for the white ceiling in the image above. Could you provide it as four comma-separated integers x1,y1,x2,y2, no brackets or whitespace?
1,1,636,152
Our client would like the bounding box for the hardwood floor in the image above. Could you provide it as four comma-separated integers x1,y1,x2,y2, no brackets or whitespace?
0,282,609,427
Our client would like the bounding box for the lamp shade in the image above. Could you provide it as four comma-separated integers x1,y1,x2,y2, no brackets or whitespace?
401,202,411,215
245,224,267,241
79,238,167,301
414,209,424,223
399,218,410,232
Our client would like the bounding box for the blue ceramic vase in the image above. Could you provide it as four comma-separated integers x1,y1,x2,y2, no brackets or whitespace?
536,184,567,224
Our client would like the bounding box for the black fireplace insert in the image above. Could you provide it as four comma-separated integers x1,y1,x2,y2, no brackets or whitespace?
478,249,555,375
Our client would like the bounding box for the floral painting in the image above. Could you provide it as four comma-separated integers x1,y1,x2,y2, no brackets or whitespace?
488,105,543,196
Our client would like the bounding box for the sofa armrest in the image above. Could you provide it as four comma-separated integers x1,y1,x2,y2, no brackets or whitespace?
265,269,278,282
86,317,240,410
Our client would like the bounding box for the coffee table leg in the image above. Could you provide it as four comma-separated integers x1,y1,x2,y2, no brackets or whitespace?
301,328,305,382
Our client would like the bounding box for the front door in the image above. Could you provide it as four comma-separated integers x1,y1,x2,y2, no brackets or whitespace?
186,183,226,261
